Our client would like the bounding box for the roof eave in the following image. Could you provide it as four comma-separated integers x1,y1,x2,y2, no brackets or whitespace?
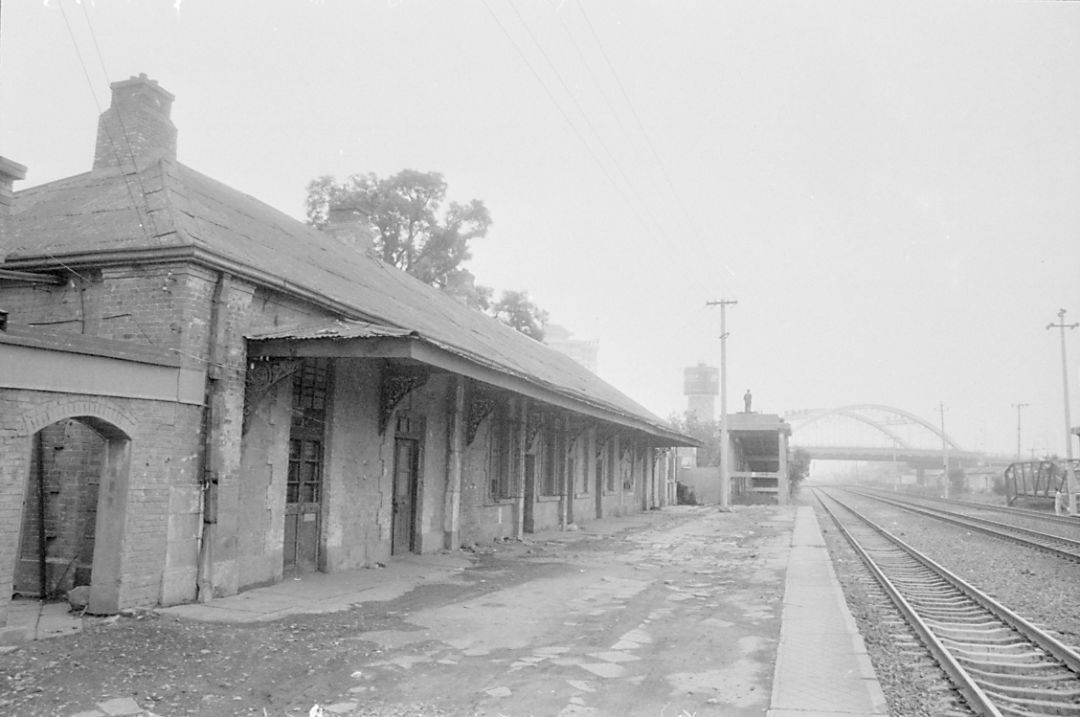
248,333,696,446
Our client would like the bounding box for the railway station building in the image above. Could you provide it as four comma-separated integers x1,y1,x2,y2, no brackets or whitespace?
0,74,694,640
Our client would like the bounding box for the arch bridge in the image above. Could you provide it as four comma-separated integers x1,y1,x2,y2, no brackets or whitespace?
785,404,983,469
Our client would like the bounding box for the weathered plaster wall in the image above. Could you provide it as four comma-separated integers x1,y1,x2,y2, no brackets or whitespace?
458,416,516,546
322,359,390,571
398,375,449,555
236,376,291,590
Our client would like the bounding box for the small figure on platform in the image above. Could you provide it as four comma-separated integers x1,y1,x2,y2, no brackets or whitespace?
743,389,752,413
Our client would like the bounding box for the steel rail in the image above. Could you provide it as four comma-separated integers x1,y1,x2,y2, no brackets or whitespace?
853,486,1080,528
815,488,1080,717
844,488,1080,561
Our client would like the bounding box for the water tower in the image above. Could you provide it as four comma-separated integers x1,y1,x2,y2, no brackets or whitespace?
684,363,719,421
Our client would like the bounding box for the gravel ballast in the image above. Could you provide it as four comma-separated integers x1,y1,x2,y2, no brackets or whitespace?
811,487,1080,716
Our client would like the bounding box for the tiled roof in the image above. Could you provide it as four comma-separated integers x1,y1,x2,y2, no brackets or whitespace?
6,158,689,442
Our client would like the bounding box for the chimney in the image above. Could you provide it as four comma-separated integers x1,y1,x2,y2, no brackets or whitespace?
0,156,27,220
93,73,177,171
323,206,374,252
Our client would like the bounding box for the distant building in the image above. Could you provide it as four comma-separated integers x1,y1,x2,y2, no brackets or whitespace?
683,363,719,421
727,412,792,505
543,323,599,374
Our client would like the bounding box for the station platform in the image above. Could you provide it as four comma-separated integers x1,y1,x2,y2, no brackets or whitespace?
4,505,890,716
768,505,888,716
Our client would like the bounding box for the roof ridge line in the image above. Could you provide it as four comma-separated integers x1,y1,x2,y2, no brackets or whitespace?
154,158,196,246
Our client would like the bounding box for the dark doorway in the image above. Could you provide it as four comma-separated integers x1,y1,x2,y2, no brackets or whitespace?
15,420,105,599
284,437,322,572
392,436,419,555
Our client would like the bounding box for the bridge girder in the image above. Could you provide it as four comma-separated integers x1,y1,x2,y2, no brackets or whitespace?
798,444,981,468
787,403,965,454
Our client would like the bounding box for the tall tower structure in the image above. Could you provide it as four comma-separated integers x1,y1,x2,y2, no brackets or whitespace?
684,363,719,421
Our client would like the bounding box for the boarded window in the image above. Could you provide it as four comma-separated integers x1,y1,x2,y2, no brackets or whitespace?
488,407,512,501
541,426,559,497
606,440,617,493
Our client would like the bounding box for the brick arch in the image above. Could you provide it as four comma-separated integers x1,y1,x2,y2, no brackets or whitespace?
2,395,136,622
19,397,137,440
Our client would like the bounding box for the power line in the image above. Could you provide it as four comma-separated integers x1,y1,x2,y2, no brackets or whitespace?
57,0,158,241
504,0,664,236
79,0,112,82
575,2,709,241
480,0,661,238
547,1,631,139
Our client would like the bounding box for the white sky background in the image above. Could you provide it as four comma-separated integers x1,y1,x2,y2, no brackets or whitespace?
2,0,1078,457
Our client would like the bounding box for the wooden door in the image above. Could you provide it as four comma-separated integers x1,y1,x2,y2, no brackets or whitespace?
285,437,322,572
284,359,329,573
392,437,419,555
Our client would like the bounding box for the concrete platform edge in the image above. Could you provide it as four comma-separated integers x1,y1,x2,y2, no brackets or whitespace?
766,505,888,717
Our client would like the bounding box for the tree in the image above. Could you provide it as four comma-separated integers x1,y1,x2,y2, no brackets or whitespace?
305,170,492,308
788,447,811,496
668,412,721,467
492,290,549,341
306,169,550,336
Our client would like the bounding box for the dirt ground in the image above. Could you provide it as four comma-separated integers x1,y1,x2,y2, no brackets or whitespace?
0,505,794,717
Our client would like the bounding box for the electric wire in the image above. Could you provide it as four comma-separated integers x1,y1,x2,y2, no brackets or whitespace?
57,0,158,242
480,0,661,238
575,2,710,243
546,0,631,139
503,0,667,238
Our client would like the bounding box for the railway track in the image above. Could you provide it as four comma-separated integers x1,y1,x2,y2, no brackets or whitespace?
853,487,1080,531
815,487,1080,716
841,487,1080,562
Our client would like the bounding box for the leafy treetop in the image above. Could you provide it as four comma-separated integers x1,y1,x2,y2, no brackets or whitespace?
306,169,547,339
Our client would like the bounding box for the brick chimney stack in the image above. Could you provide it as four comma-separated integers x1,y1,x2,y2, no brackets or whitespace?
324,206,375,252
93,73,177,171
0,156,27,219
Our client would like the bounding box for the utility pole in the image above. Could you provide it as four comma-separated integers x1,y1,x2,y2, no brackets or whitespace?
706,298,737,508
937,402,949,499
1011,402,1028,462
1046,308,1078,514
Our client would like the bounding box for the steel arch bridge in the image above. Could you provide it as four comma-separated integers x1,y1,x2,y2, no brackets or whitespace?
785,404,982,468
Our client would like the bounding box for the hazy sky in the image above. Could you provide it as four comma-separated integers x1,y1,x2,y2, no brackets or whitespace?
2,1,1078,457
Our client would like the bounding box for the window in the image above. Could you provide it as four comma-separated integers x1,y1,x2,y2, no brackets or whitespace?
541,427,559,497
288,358,329,505
622,442,634,492
605,439,616,493
574,435,587,495
595,440,606,494
288,438,322,504
488,408,512,501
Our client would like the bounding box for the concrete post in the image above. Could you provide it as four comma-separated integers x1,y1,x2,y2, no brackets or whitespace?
513,398,526,538
586,426,599,519
777,433,789,506
560,413,571,529
443,377,465,550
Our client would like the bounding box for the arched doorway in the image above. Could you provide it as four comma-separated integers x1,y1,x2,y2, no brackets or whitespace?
12,414,131,615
